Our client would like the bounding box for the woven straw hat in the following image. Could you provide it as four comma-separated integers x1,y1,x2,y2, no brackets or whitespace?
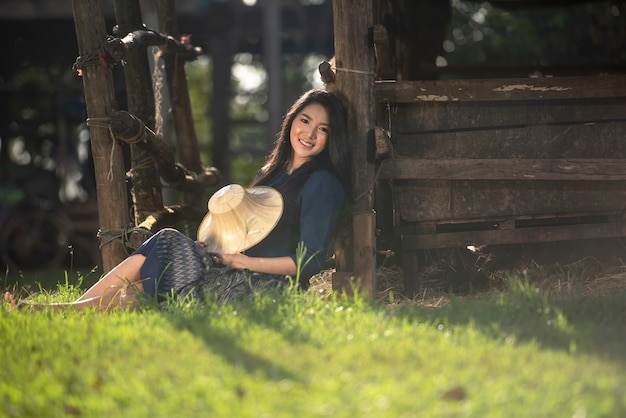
197,184,283,253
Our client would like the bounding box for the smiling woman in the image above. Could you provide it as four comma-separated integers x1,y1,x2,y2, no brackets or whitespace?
4,89,353,311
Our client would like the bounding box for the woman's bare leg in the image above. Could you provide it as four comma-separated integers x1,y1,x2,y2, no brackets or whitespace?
77,254,145,301
69,253,147,310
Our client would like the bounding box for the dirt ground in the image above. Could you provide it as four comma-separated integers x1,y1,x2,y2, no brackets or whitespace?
309,238,626,305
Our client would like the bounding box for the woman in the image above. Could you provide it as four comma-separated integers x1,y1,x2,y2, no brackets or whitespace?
4,89,352,310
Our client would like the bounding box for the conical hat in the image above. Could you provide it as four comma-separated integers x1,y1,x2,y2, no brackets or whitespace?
197,184,283,253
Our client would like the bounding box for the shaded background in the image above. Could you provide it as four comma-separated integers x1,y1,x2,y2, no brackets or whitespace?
0,0,624,280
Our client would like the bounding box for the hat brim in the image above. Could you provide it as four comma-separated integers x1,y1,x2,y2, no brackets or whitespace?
197,185,283,254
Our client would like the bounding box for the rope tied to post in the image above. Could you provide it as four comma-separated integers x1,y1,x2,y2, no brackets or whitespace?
121,116,147,145
97,224,153,253
126,155,162,191
85,117,117,182
72,37,124,76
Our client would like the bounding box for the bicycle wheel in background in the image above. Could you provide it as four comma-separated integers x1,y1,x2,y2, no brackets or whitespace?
0,209,71,271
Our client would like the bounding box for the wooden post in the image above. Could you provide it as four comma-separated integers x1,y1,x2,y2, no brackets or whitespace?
112,0,164,225
263,0,283,150
210,36,234,183
72,0,130,271
156,0,205,234
332,0,377,297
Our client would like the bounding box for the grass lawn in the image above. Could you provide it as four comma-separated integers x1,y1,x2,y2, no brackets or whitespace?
1,253,626,417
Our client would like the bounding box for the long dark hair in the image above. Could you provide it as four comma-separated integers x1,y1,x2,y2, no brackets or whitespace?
251,89,352,199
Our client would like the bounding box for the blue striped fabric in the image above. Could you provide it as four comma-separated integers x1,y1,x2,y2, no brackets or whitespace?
134,228,288,304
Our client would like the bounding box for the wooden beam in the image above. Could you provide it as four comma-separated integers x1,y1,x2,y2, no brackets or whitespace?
109,111,220,192
71,0,129,271
402,222,626,250
372,24,394,79
375,75,626,103
332,0,376,296
332,211,376,297
379,158,626,181
263,0,283,151
353,211,377,296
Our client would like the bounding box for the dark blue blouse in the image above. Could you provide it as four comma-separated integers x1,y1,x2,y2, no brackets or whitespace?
244,169,345,284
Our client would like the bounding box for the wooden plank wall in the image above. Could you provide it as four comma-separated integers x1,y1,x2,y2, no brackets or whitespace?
374,76,626,277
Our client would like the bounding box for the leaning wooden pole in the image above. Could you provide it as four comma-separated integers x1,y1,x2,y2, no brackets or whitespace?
156,0,205,235
72,0,130,271
112,0,164,226
332,0,377,297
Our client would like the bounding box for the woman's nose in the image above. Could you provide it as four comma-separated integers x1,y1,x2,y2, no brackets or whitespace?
306,126,317,139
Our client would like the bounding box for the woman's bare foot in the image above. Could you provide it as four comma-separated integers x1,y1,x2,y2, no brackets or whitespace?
3,291,22,310
3,291,13,303
3,291,43,311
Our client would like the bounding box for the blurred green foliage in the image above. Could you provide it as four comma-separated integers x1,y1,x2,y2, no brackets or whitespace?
443,1,626,75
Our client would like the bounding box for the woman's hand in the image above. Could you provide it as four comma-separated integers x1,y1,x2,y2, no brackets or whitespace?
197,246,250,269
215,253,247,269
204,252,245,268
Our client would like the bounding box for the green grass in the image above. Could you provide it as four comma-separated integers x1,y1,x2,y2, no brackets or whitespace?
1,275,625,418
1,265,103,295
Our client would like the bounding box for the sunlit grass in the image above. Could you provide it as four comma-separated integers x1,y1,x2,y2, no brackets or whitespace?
1,271,625,418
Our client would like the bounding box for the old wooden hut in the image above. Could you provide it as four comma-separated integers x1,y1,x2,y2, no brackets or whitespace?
330,0,626,295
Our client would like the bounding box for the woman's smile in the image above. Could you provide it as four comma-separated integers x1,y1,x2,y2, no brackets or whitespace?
297,137,314,149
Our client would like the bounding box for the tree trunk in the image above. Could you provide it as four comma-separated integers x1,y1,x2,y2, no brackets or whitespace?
71,0,130,271
113,0,164,226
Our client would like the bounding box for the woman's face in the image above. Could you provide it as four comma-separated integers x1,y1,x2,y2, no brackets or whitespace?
288,102,330,171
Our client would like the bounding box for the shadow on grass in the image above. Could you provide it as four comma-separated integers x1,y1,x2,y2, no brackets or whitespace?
168,313,302,382
157,292,313,383
390,285,626,366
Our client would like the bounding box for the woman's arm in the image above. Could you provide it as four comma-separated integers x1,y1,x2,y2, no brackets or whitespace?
215,253,297,276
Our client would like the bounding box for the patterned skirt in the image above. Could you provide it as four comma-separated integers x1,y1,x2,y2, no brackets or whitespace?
133,228,288,304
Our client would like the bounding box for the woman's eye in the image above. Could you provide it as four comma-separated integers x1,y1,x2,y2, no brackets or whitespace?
300,118,309,124
319,127,329,133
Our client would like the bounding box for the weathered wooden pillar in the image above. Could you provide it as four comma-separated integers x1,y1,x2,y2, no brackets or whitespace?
332,0,377,297
113,0,164,225
72,0,130,271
